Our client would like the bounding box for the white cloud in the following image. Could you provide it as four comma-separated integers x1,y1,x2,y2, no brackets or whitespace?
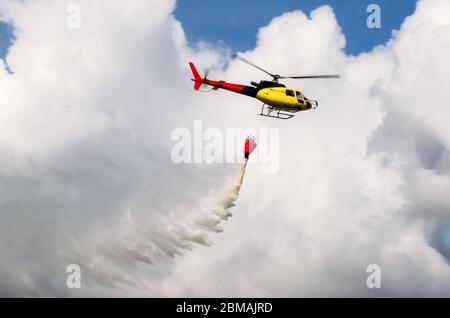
0,0,449,296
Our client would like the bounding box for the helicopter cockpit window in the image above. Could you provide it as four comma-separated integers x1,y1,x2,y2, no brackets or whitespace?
296,91,305,104
286,90,295,97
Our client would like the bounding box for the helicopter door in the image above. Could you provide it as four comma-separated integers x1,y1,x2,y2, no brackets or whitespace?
296,91,305,104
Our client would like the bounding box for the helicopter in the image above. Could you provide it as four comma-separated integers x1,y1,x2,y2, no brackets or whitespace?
189,55,340,119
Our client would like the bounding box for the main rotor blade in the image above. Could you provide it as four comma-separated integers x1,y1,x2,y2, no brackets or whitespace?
280,75,340,79
235,54,340,80
234,54,276,79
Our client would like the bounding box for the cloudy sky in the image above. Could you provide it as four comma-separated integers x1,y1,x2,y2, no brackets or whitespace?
0,0,449,297
175,0,416,55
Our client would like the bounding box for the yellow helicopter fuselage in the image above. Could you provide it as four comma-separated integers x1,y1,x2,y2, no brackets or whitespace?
255,87,312,111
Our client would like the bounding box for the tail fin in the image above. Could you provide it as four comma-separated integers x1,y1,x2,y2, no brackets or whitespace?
189,62,202,90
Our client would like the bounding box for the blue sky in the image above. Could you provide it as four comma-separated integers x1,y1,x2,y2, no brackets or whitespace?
0,1,417,61
0,21,14,61
175,0,417,55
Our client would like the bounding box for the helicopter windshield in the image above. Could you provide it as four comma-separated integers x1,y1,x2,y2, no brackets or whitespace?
296,91,305,104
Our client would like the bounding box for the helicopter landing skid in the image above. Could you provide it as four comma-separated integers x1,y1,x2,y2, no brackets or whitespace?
259,104,295,120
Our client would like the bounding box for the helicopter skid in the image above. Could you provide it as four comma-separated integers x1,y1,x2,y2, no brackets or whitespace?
259,104,296,120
